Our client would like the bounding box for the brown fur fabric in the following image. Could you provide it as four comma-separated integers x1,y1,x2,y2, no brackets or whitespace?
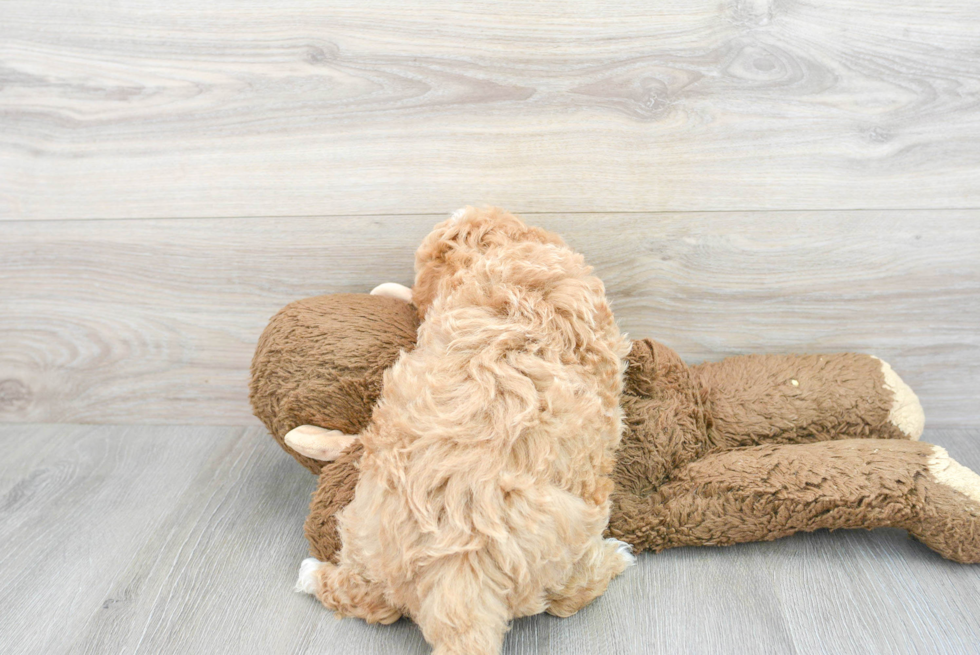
611,340,905,500
609,438,980,563
305,440,365,562
252,296,980,566
250,294,419,474
697,352,907,447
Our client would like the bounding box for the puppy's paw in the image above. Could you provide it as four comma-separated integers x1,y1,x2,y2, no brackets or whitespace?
295,557,326,595
607,538,636,568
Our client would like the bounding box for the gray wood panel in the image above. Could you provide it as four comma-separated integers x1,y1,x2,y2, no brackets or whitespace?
1,212,977,426
2,424,980,654
3,0,980,219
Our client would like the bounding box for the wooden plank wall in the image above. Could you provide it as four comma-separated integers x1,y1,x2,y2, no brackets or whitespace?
1,1,979,426
2,213,977,426
4,0,980,218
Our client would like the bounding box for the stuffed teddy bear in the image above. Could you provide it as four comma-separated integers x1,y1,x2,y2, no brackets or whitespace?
251,292,980,565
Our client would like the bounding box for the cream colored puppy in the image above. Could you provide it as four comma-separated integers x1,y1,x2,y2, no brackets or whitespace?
297,207,633,655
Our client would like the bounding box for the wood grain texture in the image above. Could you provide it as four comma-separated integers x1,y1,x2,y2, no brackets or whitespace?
2,424,980,654
1,212,977,426
3,0,980,219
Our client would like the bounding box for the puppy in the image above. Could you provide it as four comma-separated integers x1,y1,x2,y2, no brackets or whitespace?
297,207,633,655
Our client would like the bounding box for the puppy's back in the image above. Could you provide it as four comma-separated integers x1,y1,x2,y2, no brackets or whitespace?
345,208,631,655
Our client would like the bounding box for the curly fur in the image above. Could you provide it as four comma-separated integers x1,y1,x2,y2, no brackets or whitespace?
311,207,632,654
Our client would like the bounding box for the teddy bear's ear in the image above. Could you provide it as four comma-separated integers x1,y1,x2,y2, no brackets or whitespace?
284,425,357,461
370,282,413,303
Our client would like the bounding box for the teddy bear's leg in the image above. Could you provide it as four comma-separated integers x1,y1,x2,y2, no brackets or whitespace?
295,557,401,624
284,425,358,461
692,353,924,449
545,537,635,618
607,439,980,563
304,442,364,563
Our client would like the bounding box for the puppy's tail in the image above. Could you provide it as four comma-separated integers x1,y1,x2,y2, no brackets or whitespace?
415,554,509,655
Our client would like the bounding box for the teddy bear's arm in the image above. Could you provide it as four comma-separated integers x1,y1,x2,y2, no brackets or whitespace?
606,438,980,563
692,353,924,449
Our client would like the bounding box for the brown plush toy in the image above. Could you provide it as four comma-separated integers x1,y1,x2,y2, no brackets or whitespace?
250,293,980,566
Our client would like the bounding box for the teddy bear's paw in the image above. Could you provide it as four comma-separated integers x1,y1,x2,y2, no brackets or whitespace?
928,446,980,506
285,425,357,461
295,557,327,595
873,357,925,440
908,446,980,563
370,282,413,303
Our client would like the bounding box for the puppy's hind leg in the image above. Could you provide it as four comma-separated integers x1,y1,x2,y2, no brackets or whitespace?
546,537,634,618
415,556,510,655
296,558,401,625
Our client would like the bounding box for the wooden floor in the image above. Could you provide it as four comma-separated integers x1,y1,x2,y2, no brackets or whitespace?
2,424,980,655
4,1,980,653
